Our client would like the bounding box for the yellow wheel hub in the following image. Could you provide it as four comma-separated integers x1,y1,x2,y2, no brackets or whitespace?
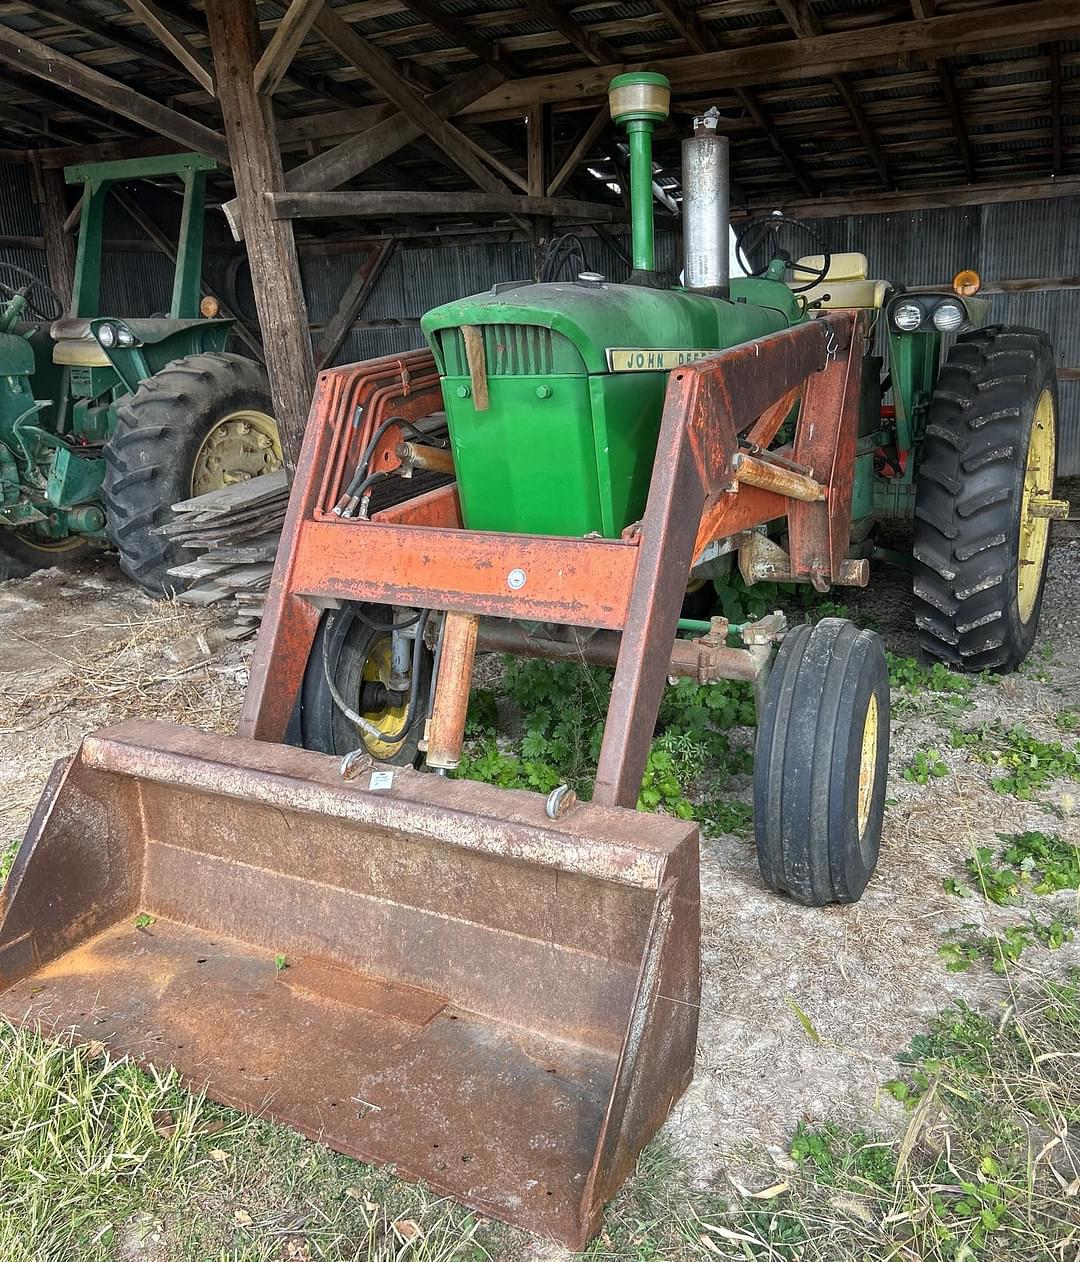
1017,389,1056,625
358,635,410,760
191,409,282,496
856,693,879,839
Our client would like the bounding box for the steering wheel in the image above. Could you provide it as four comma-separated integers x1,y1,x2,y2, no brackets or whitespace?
0,263,64,321
735,214,832,294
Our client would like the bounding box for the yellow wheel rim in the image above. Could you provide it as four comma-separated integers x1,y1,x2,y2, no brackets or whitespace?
856,693,879,839
15,531,88,554
358,635,410,760
1017,389,1056,625
191,409,282,496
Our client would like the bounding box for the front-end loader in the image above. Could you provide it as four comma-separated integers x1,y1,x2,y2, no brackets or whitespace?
0,152,280,591
0,73,1062,1247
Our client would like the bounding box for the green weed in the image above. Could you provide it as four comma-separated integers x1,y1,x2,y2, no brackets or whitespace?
902,747,950,784
938,914,1074,974
950,721,1080,798
887,652,975,711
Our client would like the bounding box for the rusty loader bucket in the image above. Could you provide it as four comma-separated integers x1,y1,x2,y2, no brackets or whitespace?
0,720,699,1249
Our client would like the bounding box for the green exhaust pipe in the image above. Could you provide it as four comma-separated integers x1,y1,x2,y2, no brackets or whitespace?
608,71,671,275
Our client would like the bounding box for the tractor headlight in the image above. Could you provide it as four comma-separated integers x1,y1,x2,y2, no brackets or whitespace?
115,324,137,347
96,322,117,348
892,301,924,332
931,300,965,333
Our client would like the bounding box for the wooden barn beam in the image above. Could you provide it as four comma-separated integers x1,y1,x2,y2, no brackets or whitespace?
401,0,522,78
118,0,215,95
308,7,506,194
0,98,81,147
773,0,890,187
528,0,617,66
547,105,609,198
204,0,315,472
457,0,1080,117
0,25,229,162
730,174,1080,219
315,239,397,370
653,2,815,197
254,0,326,96
910,0,974,182
1048,45,1063,176
28,152,76,312
31,0,197,81
272,190,627,221
35,136,190,169
527,103,546,197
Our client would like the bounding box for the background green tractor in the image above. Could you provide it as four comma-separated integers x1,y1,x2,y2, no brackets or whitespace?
0,152,279,592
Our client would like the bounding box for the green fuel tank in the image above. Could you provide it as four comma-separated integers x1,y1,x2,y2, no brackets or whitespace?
421,70,806,539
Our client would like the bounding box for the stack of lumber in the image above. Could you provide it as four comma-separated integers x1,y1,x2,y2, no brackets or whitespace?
154,471,288,639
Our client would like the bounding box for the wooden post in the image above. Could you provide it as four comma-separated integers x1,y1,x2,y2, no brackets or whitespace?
28,152,76,314
205,0,315,474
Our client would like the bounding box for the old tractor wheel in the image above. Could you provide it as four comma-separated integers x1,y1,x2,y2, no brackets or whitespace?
0,530,97,581
753,618,890,907
103,352,280,596
287,603,433,767
913,327,1058,673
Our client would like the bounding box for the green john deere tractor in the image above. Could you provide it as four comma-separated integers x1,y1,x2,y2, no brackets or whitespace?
420,74,1065,675
0,152,280,592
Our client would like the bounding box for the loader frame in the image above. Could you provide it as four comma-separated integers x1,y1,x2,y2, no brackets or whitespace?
243,308,866,807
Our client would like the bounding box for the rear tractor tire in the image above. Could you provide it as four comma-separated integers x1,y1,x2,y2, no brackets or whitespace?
102,352,280,596
287,603,434,767
913,327,1059,673
753,618,890,907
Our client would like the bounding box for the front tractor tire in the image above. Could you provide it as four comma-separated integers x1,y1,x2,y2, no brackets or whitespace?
754,619,890,907
913,327,1059,673
0,530,98,582
103,352,279,596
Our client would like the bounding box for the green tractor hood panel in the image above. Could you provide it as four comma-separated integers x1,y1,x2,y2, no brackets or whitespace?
422,279,797,376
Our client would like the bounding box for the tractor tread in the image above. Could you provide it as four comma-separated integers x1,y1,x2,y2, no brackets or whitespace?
102,352,273,596
912,326,1057,674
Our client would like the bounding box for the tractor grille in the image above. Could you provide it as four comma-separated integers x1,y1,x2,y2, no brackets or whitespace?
437,324,586,376
69,366,94,396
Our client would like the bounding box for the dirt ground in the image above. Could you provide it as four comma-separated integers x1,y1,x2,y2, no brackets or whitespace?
1,524,1078,1254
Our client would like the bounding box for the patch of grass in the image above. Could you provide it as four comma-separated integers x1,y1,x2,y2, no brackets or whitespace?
902,747,950,784
696,797,754,838
950,721,1080,798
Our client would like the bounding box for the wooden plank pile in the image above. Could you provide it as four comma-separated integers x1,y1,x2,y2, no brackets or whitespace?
155,470,288,639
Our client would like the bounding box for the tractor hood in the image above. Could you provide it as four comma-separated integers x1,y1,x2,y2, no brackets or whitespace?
422,279,798,376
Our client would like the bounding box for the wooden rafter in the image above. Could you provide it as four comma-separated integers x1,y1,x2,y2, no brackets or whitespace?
315,239,397,369
547,105,609,197
1048,44,1063,176
401,0,521,78
254,0,325,97
31,0,198,81
653,1,815,198
309,7,505,195
773,0,890,187
528,0,618,67
0,23,228,162
119,0,215,95
910,0,974,182
272,190,627,222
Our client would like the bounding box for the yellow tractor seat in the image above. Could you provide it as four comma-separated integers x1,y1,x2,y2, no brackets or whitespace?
50,317,112,367
788,252,889,309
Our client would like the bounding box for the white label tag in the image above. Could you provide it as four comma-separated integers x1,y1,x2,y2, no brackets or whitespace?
369,770,394,791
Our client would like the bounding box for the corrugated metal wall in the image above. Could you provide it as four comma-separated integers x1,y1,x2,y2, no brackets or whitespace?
2,154,1074,470
810,201,1080,473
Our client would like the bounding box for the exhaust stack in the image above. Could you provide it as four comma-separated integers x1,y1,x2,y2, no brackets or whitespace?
682,108,730,298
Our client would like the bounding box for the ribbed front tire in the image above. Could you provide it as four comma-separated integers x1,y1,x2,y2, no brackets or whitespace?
754,619,890,907
912,327,1058,673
